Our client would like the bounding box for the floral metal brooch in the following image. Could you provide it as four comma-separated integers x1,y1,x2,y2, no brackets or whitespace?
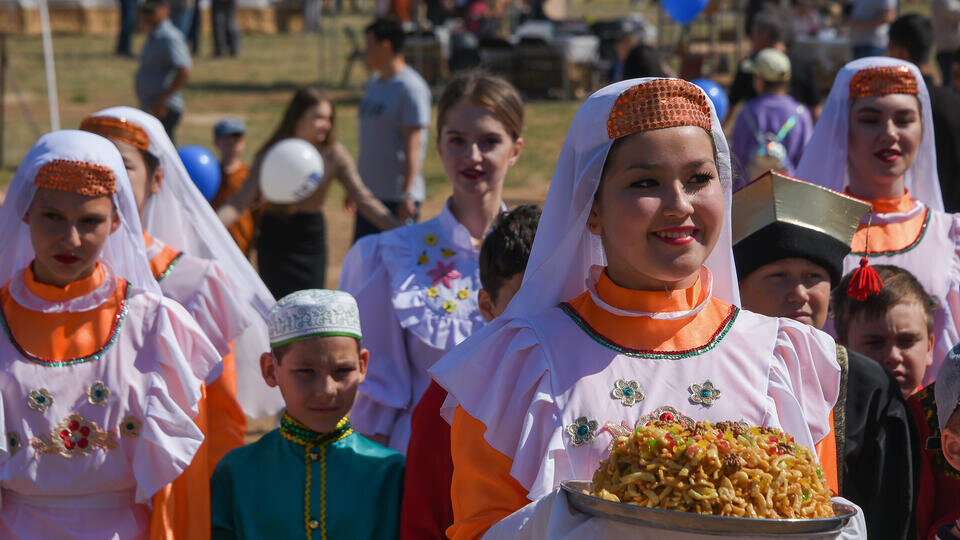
566,416,599,447
611,379,644,406
27,389,54,413
689,380,722,406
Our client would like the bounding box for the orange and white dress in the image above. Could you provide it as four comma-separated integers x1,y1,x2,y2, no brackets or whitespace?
0,262,219,539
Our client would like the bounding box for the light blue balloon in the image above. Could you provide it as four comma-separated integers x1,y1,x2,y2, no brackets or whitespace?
691,78,730,123
663,0,709,25
177,145,221,202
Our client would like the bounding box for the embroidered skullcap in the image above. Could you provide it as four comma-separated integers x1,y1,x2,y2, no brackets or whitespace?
268,289,362,347
607,79,712,139
849,65,918,99
80,115,151,153
34,159,117,197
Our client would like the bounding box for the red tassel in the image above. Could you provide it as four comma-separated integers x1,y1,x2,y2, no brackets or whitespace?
846,257,884,301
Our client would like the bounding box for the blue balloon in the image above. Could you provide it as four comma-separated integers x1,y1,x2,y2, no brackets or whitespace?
177,145,221,202
691,78,730,123
663,0,709,25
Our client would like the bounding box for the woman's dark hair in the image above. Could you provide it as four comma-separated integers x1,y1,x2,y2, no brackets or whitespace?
139,149,161,179
832,264,938,343
622,44,666,80
257,86,335,159
365,17,405,54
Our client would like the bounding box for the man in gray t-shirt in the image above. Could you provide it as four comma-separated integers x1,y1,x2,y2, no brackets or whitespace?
845,0,897,59
136,0,193,142
355,17,432,241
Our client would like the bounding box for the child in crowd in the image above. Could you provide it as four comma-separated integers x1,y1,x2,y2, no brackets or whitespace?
730,48,814,185
0,130,220,538
914,347,960,540
401,204,541,539
733,170,916,538
833,264,937,398
340,70,525,454
210,289,404,539
430,78,865,537
210,117,257,256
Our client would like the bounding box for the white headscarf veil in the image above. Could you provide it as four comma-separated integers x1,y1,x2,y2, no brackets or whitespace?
503,77,740,319
795,57,943,211
0,130,160,295
86,107,282,418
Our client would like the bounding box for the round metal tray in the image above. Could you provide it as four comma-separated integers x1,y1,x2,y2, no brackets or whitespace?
561,480,856,536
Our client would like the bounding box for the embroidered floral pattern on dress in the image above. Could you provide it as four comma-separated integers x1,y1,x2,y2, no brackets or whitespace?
424,234,438,246
689,380,722,406
417,252,429,265
30,414,119,458
457,288,470,300
120,415,141,438
566,416,599,446
442,248,455,258
638,406,695,427
611,379,644,406
87,381,110,406
428,261,462,288
442,300,457,314
407,230,481,320
8,432,22,456
27,388,54,413
427,287,439,298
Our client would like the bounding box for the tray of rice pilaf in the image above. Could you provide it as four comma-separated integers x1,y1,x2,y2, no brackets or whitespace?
561,420,857,535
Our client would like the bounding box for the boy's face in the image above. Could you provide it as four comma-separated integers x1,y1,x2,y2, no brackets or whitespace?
739,257,832,329
478,273,523,322
260,336,368,432
845,301,933,397
214,134,246,164
944,417,960,471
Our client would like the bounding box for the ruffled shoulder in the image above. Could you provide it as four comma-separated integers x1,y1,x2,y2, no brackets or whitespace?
946,211,960,275
767,316,841,450
128,291,221,503
347,218,485,351
431,314,563,500
163,253,252,358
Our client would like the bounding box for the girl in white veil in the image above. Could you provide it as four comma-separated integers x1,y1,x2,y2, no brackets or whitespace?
0,130,220,538
429,79,857,538
796,57,960,385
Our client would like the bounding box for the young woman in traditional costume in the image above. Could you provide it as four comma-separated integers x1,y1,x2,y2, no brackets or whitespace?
340,71,525,454
79,107,280,538
429,79,865,538
0,130,220,539
796,57,960,385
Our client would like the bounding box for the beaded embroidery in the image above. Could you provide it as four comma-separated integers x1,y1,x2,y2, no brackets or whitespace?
8,432,22,456
611,379,644,406
849,66,918,99
155,253,184,282
27,388,54,413
0,282,131,367
689,380,722,406
30,414,119,458
120,415,141,438
34,159,117,197
279,413,352,540
566,416,599,447
638,406,695,427
79,115,151,152
607,79,712,140
87,381,110,406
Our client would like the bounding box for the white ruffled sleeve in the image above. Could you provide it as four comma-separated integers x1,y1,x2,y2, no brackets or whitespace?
340,235,412,438
130,296,221,503
167,257,251,358
766,317,840,452
431,317,564,501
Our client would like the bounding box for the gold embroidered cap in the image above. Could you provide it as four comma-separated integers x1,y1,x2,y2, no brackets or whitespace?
733,170,870,246
849,66,919,100
79,115,151,152
34,159,117,197
607,79,712,139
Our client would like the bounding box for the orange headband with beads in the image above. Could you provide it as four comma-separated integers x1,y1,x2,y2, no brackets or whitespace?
79,115,151,153
34,159,117,197
607,79,713,140
849,66,919,100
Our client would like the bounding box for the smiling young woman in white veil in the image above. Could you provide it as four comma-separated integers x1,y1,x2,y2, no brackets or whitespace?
428,78,863,538
795,57,960,386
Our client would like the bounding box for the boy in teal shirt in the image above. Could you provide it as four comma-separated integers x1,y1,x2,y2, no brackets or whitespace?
211,289,404,539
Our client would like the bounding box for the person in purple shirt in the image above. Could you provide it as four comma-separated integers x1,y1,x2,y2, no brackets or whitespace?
730,48,814,187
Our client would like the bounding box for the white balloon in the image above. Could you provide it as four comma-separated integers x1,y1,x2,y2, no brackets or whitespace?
259,138,325,204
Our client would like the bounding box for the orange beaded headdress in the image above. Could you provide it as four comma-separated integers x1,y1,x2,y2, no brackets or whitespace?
849,66,919,100
34,159,117,197
79,115,151,153
607,79,712,140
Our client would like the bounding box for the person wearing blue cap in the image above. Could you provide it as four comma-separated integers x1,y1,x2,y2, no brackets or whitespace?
211,118,256,255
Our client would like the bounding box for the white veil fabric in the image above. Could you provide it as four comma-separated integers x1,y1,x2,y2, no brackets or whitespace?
0,130,160,295
502,77,740,320
87,107,281,418
795,57,944,212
